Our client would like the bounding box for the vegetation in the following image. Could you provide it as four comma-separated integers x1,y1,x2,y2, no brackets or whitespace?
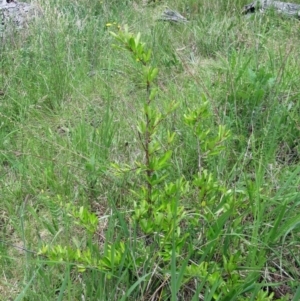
1,0,300,300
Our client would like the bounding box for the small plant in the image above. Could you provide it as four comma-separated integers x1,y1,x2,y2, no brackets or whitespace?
110,25,188,264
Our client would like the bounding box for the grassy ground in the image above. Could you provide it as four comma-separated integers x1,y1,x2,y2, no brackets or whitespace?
1,0,300,300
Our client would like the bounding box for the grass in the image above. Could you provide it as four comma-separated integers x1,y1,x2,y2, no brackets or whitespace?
1,0,300,300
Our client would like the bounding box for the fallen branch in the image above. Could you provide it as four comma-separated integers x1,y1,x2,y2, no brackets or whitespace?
158,9,188,23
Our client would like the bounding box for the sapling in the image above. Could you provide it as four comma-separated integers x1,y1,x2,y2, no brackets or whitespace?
37,26,276,301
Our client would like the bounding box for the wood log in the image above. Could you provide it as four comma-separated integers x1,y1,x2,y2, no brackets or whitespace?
243,0,300,18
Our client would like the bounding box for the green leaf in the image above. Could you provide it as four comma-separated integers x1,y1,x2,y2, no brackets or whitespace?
99,256,112,269
273,214,300,242
109,31,117,38
143,49,152,63
119,273,151,301
57,266,70,301
167,131,176,144
154,212,164,225
128,37,136,51
135,32,141,45
140,219,154,233
148,173,168,185
149,87,158,100
292,286,300,301
149,67,158,81
157,150,172,169
15,266,42,301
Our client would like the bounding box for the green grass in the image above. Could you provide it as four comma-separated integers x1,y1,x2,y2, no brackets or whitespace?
1,0,300,300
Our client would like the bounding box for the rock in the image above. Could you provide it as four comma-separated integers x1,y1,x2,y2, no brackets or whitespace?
0,0,41,36
243,0,300,18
